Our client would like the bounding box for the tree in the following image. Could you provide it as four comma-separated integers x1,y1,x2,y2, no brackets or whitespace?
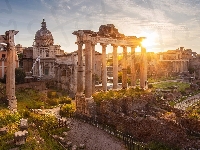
15,68,26,84
1,68,26,84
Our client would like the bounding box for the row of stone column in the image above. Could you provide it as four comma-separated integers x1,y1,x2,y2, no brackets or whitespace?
76,41,147,98
172,61,188,72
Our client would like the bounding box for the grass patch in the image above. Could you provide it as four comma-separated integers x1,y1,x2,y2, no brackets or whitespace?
152,81,190,92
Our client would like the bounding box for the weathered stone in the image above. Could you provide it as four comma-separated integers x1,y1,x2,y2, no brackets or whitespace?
20,118,28,130
79,143,86,149
52,134,59,139
59,137,65,143
63,132,68,136
0,127,8,135
14,130,28,145
72,145,78,150
66,141,72,148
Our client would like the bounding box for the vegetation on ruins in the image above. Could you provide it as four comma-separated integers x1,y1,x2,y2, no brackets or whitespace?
93,87,147,105
0,108,68,149
0,68,26,84
0,88,74,149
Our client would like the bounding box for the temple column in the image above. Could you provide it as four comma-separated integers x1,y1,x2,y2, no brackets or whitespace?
140,46,147,89
76,41,84,95
101,44,107,91
130,46,136,87
85,40,92,98
112,44,118,89
122,46,127,89
6,30,18,111
91,43,96,94
7,46,17,111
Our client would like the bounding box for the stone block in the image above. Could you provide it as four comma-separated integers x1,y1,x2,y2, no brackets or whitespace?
20,118,28,130
0,127,8,135
63,131,68,136
66,141,72,148
14,130,28,145
79,143,86,149
72,145,78,150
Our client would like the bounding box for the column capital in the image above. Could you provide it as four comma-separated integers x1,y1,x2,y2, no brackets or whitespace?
130,45,137,48
84,40,92,44
76,41,84,45
91,41,97,46
121,45,127,48
100,43,107,47
111,44,118,47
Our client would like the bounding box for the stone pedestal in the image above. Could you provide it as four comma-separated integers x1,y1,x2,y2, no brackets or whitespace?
75,94,85,113
14,130,28,145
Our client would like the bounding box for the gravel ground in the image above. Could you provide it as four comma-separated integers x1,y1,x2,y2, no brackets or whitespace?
174,93,200,110
65,118,127,150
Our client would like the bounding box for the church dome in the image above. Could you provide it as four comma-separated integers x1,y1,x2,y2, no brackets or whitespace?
34,19,54,47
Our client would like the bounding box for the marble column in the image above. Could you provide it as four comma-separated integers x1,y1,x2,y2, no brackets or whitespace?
122,46,127,89
130,46,136,87
112,44,118,89
91,43,96,94
76,41,84,95
6,30,18,111
7,46,17,111
101,43,107,91
140,46,147,89
85,40,92,98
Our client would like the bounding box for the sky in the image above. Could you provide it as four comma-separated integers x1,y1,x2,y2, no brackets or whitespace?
0,0,200,53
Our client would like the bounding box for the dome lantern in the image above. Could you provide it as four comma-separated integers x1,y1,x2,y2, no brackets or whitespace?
34,19,54,47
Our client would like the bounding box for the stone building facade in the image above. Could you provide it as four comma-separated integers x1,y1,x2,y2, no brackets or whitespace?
156,47,195,77
32,19,64,79
21,19,102,97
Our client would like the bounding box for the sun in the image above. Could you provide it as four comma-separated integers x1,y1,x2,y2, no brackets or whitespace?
141,32,158,50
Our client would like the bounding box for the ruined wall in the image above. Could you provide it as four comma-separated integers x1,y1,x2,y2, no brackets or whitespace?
94,95,200,149
16,81,46,91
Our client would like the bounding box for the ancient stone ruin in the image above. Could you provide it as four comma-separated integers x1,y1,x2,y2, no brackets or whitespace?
73,24,147,116
0,30,18,111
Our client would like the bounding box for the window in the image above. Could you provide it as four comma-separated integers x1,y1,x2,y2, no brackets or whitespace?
2,54,6,58
46,51,49,57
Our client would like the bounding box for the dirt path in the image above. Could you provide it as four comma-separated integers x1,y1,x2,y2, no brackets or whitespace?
174,93,200,110
65,118,127,150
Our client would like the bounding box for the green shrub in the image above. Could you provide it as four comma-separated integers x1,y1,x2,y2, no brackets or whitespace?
60,104,75,117
59,96,72,104
46,98,59,106
47,91,58,99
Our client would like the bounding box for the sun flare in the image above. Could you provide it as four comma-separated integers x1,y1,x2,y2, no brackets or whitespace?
141,32,158,50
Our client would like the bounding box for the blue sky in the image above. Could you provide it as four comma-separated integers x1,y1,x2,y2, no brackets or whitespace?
0,0,200,53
